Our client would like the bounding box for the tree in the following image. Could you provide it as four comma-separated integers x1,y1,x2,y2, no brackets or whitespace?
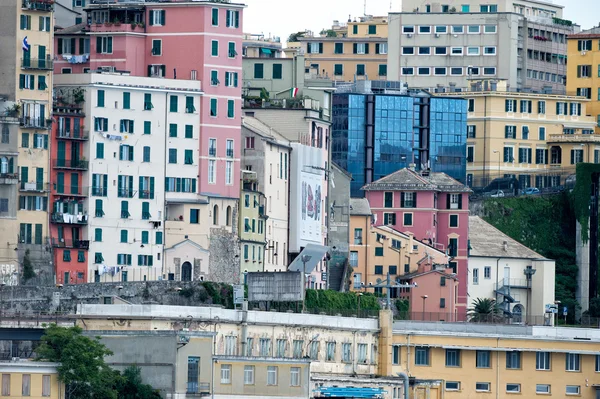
22,249,35,281
37,325,160,399
320,29,337,37
287,31,305,42
468,298,501,322
588,297,600,318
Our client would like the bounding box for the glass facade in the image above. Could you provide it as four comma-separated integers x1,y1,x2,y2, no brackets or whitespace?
333,93,467,197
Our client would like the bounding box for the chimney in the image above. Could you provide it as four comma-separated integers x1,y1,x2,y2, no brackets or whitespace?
503,241,508,252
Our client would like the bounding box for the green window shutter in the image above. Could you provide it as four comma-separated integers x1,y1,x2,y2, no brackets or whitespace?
95,228,102,242
142,201,150,219
169,95,178,112
365,43,369,54
212,40,219,56
379,64,387,76
144,121,151,134
186,96,195,113
353,24,358,34
107,37,113,53
96,142,104,159
227,100,234,118
211,70,219,85
210,98,217,116
63,250,71,262
191,179,196,193
43,134,48,149
38,76,47,90
156,232,163,245
185,149,193,164
96,37,101,53
34,224,42,245
169,148,177,163
254,63,264,79
212,8,219,25
375,43,380,54
169,123,177,137
141,231,149,244
97,90,105,107
144,93,153,110
185,125,193,138
176,178,182,192
19,74,25,89
123,92,130,109
334,64,343,76
138,176,144,197
143,146,150,162
234,72,238,87
152,40,161,55
228,42,235,57
353,43,358,54
120,230,128,243
77,251,85,262
150,177,155,199
29,75,35,90
160,10,165,25
273,64,282,79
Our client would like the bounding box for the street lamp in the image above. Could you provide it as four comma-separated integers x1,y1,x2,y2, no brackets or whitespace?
493,150,501,178
301,255,312,312
357,292,363,316
421,295,428,321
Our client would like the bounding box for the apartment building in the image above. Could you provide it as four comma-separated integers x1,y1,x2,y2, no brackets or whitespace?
0,361,63,399
469,216,555,323
0,0,54,282
239,170,266,277
298,16,388,82
242,33,283,58
567,27,600,133
53,73,201,283
438,79,597,189
363,168,471,316
389,0,576,93
241,116,291,273
332,84,467,197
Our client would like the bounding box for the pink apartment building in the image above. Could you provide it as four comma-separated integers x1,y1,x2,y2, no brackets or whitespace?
54,0,244,200
363,168,471,316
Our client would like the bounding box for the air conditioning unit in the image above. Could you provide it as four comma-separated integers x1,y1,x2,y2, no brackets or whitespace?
178,335,190,344
435,33,440,38
407,33,413,38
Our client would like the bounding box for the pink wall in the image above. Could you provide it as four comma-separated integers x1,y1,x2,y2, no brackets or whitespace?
408,271,459,321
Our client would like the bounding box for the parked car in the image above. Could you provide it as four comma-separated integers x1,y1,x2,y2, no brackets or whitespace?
524,187,540,195
482,177,519,197
488,190,505,198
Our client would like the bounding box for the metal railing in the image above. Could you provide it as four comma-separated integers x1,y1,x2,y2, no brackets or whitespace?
51,212,88,225
51,238,89,249
19,181,48,192
494,278,530,290
56,129,88,140
52,159,89,170
21,0,53,11
21,58,53,70
51,184,89,197
186,382,210,395
20,116,50,129
0,173,19,184
91,187,107,197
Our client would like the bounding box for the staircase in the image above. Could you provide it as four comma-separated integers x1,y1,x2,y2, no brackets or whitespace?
328,258,348,291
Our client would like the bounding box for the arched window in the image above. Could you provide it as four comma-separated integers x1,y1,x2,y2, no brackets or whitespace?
1,125,9,144
512,304,524,323
0,157,7,174
226,206,232,226
213,205,219,225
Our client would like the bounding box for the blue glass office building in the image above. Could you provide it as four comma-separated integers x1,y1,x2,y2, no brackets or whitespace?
332,92,467,197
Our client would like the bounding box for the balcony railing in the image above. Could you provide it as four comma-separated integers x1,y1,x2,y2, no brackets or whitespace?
0,173,19,185
19,182,48,192
117,188,134,198
21,116,51,129
22,0,53,12
51,212,88,225
186,382,210,395
52,159,89,170
91,187,107,197
226,149,234,158
51,238,90,249
209,148,217,157
51,184,89,197
21,58,53,70
57,129,88,141
547,133,600,144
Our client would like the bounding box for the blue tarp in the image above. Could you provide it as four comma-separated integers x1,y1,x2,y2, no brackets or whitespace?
314,387,386,398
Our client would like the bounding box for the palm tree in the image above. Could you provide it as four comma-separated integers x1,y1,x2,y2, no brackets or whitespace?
468,298,501,323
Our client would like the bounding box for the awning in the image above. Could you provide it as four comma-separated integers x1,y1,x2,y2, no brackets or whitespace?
288,244,329,274
261,48,272,54
314,387,385,398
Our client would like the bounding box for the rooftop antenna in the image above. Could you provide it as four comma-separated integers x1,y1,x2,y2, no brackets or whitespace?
364,0,366,16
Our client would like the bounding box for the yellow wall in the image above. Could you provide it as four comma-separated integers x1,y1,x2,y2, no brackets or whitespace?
347,18,389,38
0,369,63,399
567,36,600,133
392,333,600,398
439,91,597,187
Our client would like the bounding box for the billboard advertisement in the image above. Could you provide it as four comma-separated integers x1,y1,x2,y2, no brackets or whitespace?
247,271,304,302
300,171,323,242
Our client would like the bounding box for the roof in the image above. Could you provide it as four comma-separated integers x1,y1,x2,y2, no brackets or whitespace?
165,239,209,253
569,26,600,38
362,168,471,193
349,198,371,216
242,116,291,148
55,22,88,35
398,268,458,281
468,216,548,260
375,225,447,256
332,161,352,179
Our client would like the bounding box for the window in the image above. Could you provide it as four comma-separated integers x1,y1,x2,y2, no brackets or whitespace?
435,25,447,34
536,352,550,370
449,214,458,227
403,213,413,226
419,26,431,34
290,367,300,387
376,43,388,54
402,47,414,55
571,149,584,164
452,25,464,34
445,381,460,391
402,67,414,75
435,47,447,55
1,374,9,396
210,98,218,117
96,36,113,54
354,228,363,245
259,338,271,356
22,373,30,396
476,350,490,368
476,382,490,392
326,342,336,361
267,366,278,385
20,14,31,30
468,25,480,34
506,351,521,369
243,365,254,385
506,384,521,393
117,254,132,266
150,9,166,26
227,99,235,118
378,64,387,76
375,247,383,256
392,345,400,364
220,365,231,384
484,46,496,55
566,386,581,395
445,349,460,367
451,47,463,55
418,46,431,55
402,26,415,34
151,39,161,55
212,8,219,26
484,266,491,279
434,67,446,76
472,268,479,284
334,42,344,54
368,25,376,34
536,384,550,394
484,25,497,33
566,353,580,371
334,64,343,76
384,192,393,207
342,343,352,362
356,64,366,76
374,265,383,275
415,347,429,366
467,46,480,55
226,9,240,28
119,119,134,133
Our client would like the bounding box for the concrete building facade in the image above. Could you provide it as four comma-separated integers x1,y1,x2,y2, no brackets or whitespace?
0,361,64,399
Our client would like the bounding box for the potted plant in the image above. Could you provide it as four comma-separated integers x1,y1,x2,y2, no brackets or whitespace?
113,17,121,26
104,21,113,27
138,21,145,28
7,103,20,117
73,87,85,104
130,22,137,30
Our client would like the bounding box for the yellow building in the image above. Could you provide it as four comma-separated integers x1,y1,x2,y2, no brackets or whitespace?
349,198,448,291
439,79,597,189
298,16,388,82
0,361,64,398
567,29,600,133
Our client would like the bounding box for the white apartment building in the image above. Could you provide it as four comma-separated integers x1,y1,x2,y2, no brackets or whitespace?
468,216,555,323
241,116,291,272
54,73,202,283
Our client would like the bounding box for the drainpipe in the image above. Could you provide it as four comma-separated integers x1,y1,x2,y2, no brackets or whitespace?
397,372,409,399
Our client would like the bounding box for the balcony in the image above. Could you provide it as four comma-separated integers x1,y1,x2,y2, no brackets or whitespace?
186,382,210,396
19,182,48,192
56,129,88,141
51,212,88,225
22,0,53,12
208,148,216,157
51,184,89,197
243,97,321,112
547,133,600,144
91,187,107,197
226,149,234,158
21,58,53,71
90,22,146,34
52,159,89,170
51,238,90,249
0,173,18,185
21,116,51,130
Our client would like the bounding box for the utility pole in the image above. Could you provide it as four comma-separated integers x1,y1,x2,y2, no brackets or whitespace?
361,273,417,310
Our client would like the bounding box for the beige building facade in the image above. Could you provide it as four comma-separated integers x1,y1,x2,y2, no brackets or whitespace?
439,79,597,189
